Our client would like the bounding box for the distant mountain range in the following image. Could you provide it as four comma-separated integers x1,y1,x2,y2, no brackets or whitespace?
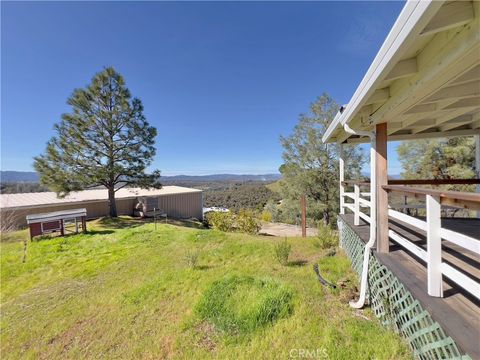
0,171,281,183
1,171,40,183
161,174,281,182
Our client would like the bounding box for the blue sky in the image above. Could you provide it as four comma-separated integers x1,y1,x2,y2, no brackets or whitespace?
1,1,405,176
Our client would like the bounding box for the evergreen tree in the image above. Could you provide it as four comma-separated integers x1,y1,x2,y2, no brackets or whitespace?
397,136,476,192
279,93,365,226
34,67,161,217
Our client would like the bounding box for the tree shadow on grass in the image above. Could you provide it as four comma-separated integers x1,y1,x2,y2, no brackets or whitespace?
164,219,206,229
31,229,115,241
96,217,145,230
288,259,308,267
195,265,214,270
84,230,115,236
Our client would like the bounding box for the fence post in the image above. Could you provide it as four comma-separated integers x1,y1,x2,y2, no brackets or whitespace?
354,184,360,226
427,194,443,297
301,195,306,238
154,207,157,230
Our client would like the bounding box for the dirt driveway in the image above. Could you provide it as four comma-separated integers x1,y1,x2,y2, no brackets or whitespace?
260,222,318,237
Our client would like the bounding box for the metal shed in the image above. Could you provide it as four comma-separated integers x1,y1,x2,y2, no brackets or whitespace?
0,186,203,229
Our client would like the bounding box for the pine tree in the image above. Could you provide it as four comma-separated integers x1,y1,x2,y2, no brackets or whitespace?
34,67,161,217
279,93,365,226
397,137,476,192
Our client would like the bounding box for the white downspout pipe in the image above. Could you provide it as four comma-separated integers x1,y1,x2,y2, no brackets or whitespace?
339,142,345,216
343,123,376,309
475,134,480,218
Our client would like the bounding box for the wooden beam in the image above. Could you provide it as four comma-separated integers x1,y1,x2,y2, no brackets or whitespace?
370,17,479,127
412,118,437,127
404,103,436,115
384,58,418,81
423,80,480,103
344,178,480,186
471,118,480,129
439,114,476,132
411,106,480,134
450,64,480,86
346,128,480,144
375,123,389,253
393,99,471,135
383,184,480,211
364,88,390,105
421,1,474,36
444,96,480,110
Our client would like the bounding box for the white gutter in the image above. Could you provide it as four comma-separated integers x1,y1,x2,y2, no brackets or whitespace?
322,0,443,143
343,123,376,309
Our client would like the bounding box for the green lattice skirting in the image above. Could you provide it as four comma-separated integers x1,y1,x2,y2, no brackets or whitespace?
338,218,471,360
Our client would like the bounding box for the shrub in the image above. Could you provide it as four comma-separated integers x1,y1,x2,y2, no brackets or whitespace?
260,210,272,223
274,238,291,266
205,212,234,232
205,210,260,235
195,275,293,335
314,225,338,249
264,199,281,222
236,210,261,235
185,249,201,269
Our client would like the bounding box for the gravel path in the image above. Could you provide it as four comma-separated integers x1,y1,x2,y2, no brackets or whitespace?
259,222,318,237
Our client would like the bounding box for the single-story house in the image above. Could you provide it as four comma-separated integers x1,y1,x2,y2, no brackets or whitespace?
322,0,479,358
0,186,203,228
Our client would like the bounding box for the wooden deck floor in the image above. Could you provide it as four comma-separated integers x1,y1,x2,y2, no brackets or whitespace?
340,213,480,359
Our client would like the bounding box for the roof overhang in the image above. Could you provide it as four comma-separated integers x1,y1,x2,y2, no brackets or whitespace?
323,0,480,144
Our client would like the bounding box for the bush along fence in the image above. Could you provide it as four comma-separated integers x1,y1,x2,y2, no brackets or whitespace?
338,217,471,360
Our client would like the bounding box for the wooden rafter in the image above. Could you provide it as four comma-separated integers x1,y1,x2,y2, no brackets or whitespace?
384,58,418,81
423,81,480,103
364,88,390,105
411,107,480,134
421,1,474,36
369,15,479,127
345,128,480,144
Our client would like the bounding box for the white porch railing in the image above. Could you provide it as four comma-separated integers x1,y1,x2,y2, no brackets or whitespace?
342,181,372,226
341,180,480,300
384,185,480,300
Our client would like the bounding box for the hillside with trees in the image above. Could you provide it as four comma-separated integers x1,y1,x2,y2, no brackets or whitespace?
202,182,280,211
274,93,365,227
397,136,476,192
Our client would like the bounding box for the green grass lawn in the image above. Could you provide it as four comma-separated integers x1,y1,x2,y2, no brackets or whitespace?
1,217,410,359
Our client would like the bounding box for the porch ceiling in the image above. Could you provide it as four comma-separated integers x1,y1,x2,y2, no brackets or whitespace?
323,0,480,144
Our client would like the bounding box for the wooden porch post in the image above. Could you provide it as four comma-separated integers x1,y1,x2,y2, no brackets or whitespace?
376,123,389,253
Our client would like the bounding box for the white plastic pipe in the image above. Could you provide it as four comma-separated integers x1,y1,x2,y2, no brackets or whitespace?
339,143,345,215
476,134,480,218
343,123,376,309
